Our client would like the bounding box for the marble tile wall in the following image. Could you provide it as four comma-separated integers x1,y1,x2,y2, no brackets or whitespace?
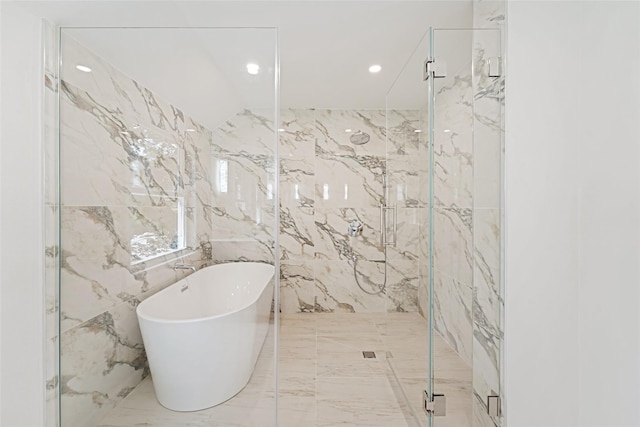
432,66,475,367
58,34,213,427
279,109,426,314
209,108,276,264
471,3,505,425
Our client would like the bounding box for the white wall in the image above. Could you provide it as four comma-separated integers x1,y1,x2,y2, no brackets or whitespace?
0,2,46,426
2,1,640,426
505,1,640,426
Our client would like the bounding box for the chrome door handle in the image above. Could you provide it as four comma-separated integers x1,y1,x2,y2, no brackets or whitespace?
380,205,397,247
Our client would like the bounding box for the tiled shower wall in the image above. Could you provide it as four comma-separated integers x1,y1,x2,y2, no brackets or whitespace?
472,2,505,426
58,35,213,427
278,109,426,314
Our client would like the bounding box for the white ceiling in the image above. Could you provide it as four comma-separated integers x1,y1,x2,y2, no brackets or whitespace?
21,0,473,130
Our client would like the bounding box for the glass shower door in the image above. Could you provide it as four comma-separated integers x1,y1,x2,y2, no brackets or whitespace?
429,28,504,427
385,26,504,427
384,30,433,427
56,27,278,427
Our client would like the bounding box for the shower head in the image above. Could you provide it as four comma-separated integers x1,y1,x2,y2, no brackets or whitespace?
349,130,370,145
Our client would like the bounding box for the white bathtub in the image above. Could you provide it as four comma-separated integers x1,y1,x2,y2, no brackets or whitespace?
136,262,275,412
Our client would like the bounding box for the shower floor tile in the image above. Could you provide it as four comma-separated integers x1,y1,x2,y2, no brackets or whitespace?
99,313,471,427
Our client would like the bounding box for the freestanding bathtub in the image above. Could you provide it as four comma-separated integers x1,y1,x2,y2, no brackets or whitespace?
136,262,275,412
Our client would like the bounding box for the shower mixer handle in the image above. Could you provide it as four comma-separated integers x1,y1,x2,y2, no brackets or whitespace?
348,220,363,237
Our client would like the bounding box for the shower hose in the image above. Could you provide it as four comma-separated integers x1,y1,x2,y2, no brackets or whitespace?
351,253,387,295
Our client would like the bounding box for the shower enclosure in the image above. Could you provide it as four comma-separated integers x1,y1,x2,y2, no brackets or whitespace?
45,22,503,427
383,27,504,427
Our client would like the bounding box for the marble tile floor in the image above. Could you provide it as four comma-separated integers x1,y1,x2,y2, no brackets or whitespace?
99,313,471,427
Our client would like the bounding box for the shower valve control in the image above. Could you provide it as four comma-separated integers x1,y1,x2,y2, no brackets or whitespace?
348,220,363,237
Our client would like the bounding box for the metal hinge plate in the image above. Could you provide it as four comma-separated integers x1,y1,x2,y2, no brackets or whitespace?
488,57,502,78
423,390,446,416
423,58,447,81
488,395,501,417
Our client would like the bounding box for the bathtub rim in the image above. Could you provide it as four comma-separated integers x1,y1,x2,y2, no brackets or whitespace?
136,261,275,325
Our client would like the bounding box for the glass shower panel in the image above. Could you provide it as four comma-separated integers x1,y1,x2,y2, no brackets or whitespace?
430,28,503,427
385,30,432,427
57,27,277,427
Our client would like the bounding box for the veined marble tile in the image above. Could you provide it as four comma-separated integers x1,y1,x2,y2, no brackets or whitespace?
473,208,502,339
316,376,409,427
314,109,386,157
385,259,419,313
280,157,314,208
385,207,423,262
314,151,385,208
433,271,473,365
211,202,275,242
418,217,429,265
280,206,315,263
185,205,212,249
314,207,383,261
61,81,185,207
472,326,502,427
278,334,317,379
316,334,389,378
386,154,427,208
61,301,147,427
280,262,315,313
315,260,386,313
314,312,380,335
277,396,316,427
386,109,421,157
60,206,201,330
278,313,317,336
184,124,214,209
433,71,474,209
472,73,503,210
62,35,186,135
60,206,143,331
211,152,276,205
279,109,317,159
210,239,274,264
434,206,473,286
212,108,276,157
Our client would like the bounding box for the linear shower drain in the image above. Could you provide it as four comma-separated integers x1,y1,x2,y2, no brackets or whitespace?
362,351,377,359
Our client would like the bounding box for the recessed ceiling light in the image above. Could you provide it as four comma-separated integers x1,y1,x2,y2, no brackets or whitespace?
76,65,92,73
414,129,422,133
278,128,285,132
345,129,352,133
369,64,382,73
443,129,451,133
185,128,196,132
246,63,260,75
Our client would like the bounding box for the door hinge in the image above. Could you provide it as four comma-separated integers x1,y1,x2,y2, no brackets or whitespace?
423,390,446,416
488,57,502,78
487,395,502,417
423,58,447,81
